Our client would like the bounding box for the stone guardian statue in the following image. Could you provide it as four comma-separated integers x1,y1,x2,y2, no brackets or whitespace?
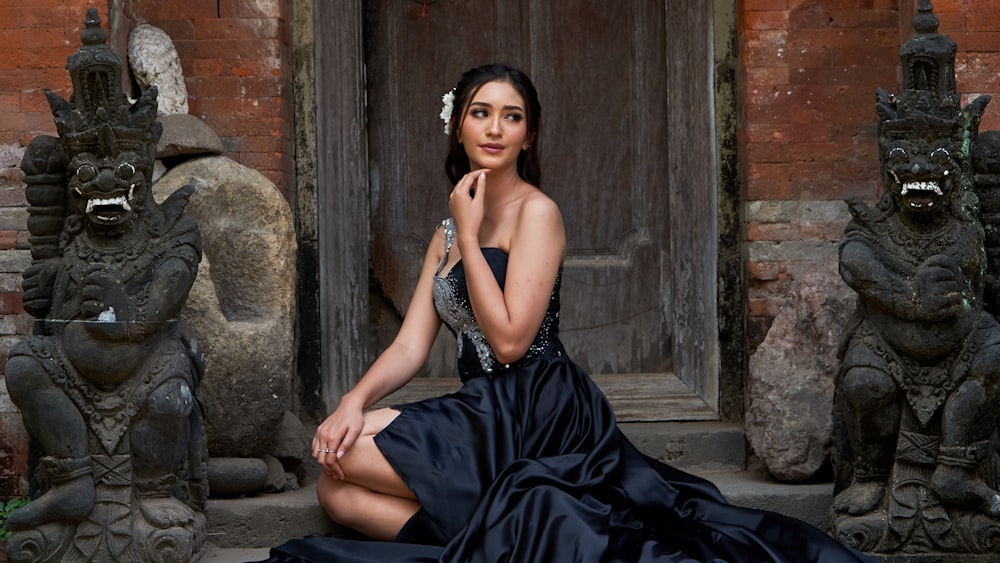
3,9,207,562
832,1,1000,556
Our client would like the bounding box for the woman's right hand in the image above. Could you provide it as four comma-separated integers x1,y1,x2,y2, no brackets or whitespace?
312,396,365,480
449,168,489,241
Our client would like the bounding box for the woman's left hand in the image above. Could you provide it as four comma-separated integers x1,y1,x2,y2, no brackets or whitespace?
449,168,489,239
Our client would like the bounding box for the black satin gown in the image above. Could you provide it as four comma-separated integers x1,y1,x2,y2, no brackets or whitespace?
259,219,871,563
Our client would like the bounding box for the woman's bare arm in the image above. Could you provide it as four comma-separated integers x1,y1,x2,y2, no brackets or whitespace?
313,228,446,469
341,228,447,409
458,194,565,364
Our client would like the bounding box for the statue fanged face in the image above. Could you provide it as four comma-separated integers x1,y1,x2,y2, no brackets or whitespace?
67,151,146,228
881,137,962,216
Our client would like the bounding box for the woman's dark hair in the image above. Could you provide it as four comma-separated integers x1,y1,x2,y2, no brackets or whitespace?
444,64,542,188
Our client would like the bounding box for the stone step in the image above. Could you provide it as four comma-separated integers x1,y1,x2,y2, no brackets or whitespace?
201,421,835,561
619,420,749,473
202,472,835,561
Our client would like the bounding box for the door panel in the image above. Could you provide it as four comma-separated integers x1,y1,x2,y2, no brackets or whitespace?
366,1,529,319
530,1,670,374
361,0,717,420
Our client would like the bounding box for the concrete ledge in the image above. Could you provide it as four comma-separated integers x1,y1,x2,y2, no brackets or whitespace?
709,470,834,532
204,424,839,555
205,483,342,549
620,421,747,472
205,471,839,548
203,545,271,563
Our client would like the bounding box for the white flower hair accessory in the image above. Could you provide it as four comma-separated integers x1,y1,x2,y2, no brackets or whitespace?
439,89,455,135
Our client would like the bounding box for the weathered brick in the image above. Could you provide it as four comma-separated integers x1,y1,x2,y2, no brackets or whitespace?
185,75,240,99
746,141,843,164
233,135,284,154
747,161,835,200
193,17,282,40
239,75,285,98
196,97,282,122
0,68,71,97
748,241,839,263
747,200,851,223
743,29,789,68
20,90,58,113
0,293,23,315
236,152,284,176
827,45,899,68
748,222,801,242
0,208,26,230
747,123,834,144
147,19,197,42
793,64,897,87
0,187,26,208
0,314,20,335
798,221,849,241
219,0,281,20
0,114,59,142
129,0,217,21
829,9,899,29
793,26,899,51
0,231,16,250
933,12,968,34
17,4,100,30
743,0,787,10
0,274,21,293
952,31,1000,52
745,10,789,31
744,66,791,86
173,38,281,67
927,0,965,12
746,219,841,242
0,250,30,274
235,115,290,138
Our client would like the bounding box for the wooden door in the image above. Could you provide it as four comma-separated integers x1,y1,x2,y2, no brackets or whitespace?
317,1,720,421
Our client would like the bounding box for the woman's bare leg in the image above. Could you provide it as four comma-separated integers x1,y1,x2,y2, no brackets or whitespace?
317,473,420,540
316,407,420,539
336,408,415,499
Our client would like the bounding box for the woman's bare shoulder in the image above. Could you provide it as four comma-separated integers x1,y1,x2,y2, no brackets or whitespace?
517,188,562,222
510,188,565,258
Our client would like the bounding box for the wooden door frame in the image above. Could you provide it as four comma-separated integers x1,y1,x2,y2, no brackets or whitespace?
311,0,745,422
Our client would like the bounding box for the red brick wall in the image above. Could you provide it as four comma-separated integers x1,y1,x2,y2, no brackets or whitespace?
0,0,292,193
741,0,1000,349
0,0,113,501
0,0,292,500
125,0,294,194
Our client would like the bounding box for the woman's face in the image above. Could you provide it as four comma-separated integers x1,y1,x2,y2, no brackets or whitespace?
458,79,531,172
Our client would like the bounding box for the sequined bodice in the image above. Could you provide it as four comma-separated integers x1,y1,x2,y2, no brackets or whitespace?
432,218,565,382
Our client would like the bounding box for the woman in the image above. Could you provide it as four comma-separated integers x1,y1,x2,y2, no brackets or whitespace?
261,64,870,562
